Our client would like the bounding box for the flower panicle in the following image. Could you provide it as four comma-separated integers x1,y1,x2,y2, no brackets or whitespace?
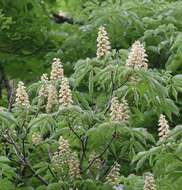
15,81,30,107
97,26,111,59
105,162,120,186
126,40,148,70
68,152,81,180
46,84,58,113
38,73,49,98
144,173,157,190
50,58,64,81
89,152,102,170
32,133,42,145
59,77,73,107
158,114,170,140
58,136,71,155
110,97,129,123
51,136,71,167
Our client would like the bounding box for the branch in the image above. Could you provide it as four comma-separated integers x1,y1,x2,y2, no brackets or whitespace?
168,145,182,163
104,71,133,115
48,165,59,182
67,118,82,142
104,70,115,114
83,128,117,173
80,135,88,170
27,164,48,185
3,131,48,186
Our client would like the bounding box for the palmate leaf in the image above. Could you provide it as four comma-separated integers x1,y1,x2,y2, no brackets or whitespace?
0,179,15,190
172,74,182,92
28,114,57,132
73,58,94,86
94,64,115,90
0,111,17,127
73,91,91,110
170,125,182,139
87,122,115,149
133,146,161,170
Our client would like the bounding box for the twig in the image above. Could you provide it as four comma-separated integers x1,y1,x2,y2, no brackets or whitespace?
67,118,82,142
80,135,88,170
104,70,133,114
27,164,48,185
3,131,49,186
83,128,117,173
104,71,115,114
48,165,59,182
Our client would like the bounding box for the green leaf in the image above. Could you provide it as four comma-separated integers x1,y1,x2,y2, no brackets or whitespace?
89,69,94,98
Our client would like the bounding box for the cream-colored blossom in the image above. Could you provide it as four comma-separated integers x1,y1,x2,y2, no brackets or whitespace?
59,77,73,107
51,152,60,168
144,173,156,190
68,152,81,180
38,73,49,98
158,114,170,140
51,136,71,167
58,136,71,156
15,81,30,107
97,26,111,59
46,84,58,113
50,58,64,81
105,163,120,186
51,136,80,179
110,97,129,123
32,133,42,145
89,152,102,170
126,40,148,69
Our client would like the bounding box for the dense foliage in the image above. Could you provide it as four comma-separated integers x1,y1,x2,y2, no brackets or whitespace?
0,0,182,190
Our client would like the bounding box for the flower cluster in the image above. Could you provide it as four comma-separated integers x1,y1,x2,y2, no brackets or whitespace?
51,136,71,168
58,136,71,162
110,97,129,123
32,133,42,145
50,58,64,81
144,173,156,190
51,136,81,180
126,40,148,70
68,152,81,180
46,84,58,113
96,26,111,59
105,163,120,186
158,114,170,140
59,77,73,107
89,152,102,170
15,81,30,107
38,73,49,98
